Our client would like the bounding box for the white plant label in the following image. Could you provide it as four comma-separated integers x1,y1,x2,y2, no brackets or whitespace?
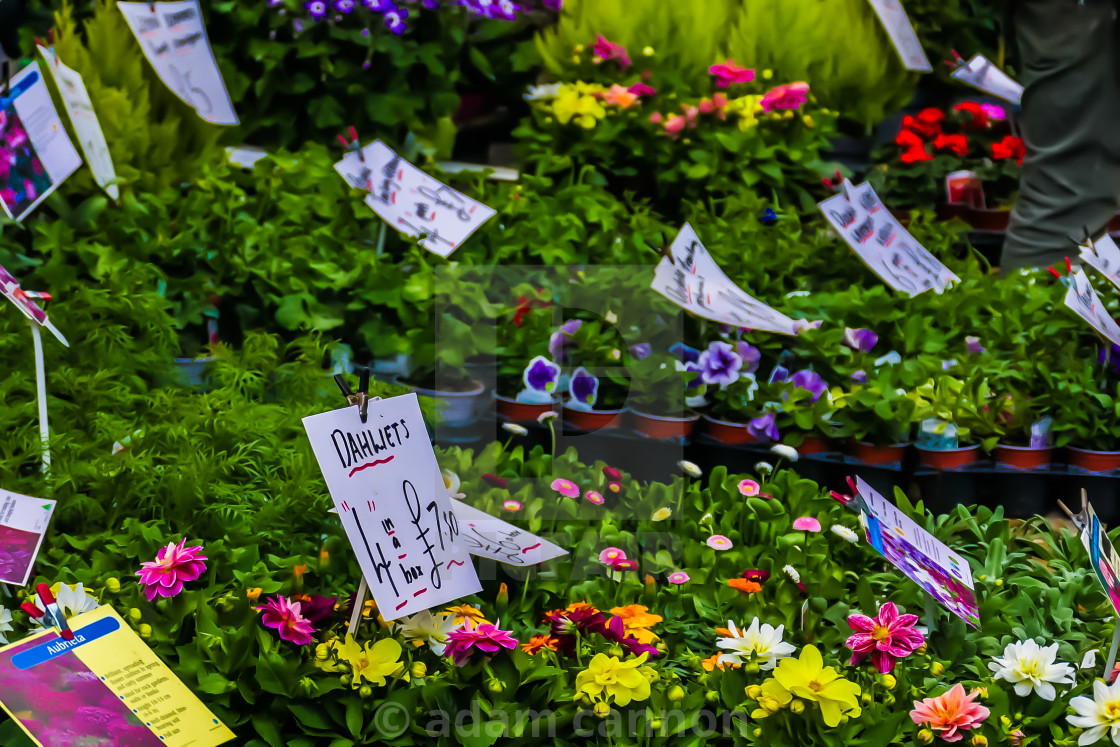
867,0,932,72
450,498,567,566
118,0,238,125
652,223,803,335
0,62,82,221
334,140,496,258
1080,234,1120,293
0,487,56,586
951,54,1023,106
38,46,119,200
302,394,481,621
818,180,958,296
1065,268,1120,347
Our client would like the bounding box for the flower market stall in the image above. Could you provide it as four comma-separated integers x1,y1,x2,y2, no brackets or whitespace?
4,0,1120,745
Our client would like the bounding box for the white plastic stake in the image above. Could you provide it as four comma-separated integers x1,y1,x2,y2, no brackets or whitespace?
347,576,368,637
30,320,50,477
1107,624,1120,676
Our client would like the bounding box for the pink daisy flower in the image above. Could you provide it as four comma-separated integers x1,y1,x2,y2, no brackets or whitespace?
584,490,605,505
738,479,761,496
551,478,579,498
668,571,690,584
846,602,925,673
706,535,733,551
444,621,518,666
502,499,522,512
256,595,317,645
135,538,207,602
599,547,626,564
792,517,821,532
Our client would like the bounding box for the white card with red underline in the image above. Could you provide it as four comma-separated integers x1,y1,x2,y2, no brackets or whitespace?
866,0,932,73
333,139,496,258
1065,268,1120,347
1080,234,1120,293
449,498,567,566
818,180,957,296
951,54,1022,106
302,394,480,621
651,223,801,335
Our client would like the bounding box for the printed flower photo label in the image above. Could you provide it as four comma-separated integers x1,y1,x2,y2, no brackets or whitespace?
37,46,119,200
0,606,234,747
302,394,481,621
1079,234,1120,293
0,62,82,222
818,180,958,296
117,0,238,125
0,263,68,346
1079,502,1120,619
855,477,980,628
0,487,55,587
1064,268,1120,348
866,0,932,72
449,498,567,566
950,54,1023,106
333,140,497,258
651,223,803,335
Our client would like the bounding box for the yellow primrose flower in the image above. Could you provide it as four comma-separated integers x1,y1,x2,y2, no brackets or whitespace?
331,635,407,688
575,652,652,706
552,85,607,129
723,95,763,131
760,644,861,727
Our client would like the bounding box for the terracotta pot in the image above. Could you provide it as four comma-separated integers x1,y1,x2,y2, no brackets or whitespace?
993,444,1052,470
1068,447,1120,473
630,410,699,440
1109,212,1120,234
916,445,982,470
966,207,1011,232
796,435,831,455
848,441,909,465
563,405,625,431
494,394,554,422
407,379,487,427
702,415,761,445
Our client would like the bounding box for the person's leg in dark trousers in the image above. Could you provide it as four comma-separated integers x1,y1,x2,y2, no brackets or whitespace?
1002,0,1120,271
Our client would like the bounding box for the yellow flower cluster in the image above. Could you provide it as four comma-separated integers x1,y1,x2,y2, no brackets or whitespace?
747,645,861,727
575,652,658,706
315,634,408,689
722,94,764,132
552,83,607,129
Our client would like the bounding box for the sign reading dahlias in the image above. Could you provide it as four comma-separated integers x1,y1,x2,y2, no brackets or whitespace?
302,393,481,621
651,223,803,335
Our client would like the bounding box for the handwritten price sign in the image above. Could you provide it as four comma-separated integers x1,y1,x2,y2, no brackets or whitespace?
449,499,567,566
333,140,496,258
303,394,480,621
819,180,958,296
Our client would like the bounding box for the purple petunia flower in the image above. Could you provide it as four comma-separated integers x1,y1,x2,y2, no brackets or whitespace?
697,341,742,386
293,17,305,30
669,342,700,365
363,0,394,9
843,327,878,353
965,336,985,354
569,366,599,406
769,364,789,384
630,343,652,360
748,413,779,442
851,370,868,384
790,369,827,402
736,342,761,373
523,355,560,393
305,0,328,19
548,320,581,362
384,6,408,30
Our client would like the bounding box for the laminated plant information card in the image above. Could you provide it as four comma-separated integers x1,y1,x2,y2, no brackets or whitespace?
0,606,234,746
818,180,958,296
0,487,55,586
333,139,496,258
1064,268,1120,347
303,394,481,621
866,0,932,72
37,46,119,200
1080,503,1120,618
855,477,980,627
951,54,1023,106
0,62,82,221
118,0,238,125
1079,234,1120,293
652,223,803,335
449,498,567,566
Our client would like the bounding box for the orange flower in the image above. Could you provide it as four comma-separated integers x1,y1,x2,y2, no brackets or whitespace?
603,84,639,109
521,635,561,654
246,587,262,602
728,578,763,594
609,604,663,644
444,604,488,626
292,564,308,581
701,653,741,672
715,627,734,638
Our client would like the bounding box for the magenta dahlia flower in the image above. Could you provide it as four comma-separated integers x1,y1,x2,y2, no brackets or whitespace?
135,538,207,601
846,601,925,673
444,621,518,666
256,595,317,645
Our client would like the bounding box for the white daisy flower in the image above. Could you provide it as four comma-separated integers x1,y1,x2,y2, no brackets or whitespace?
988,640,1074,701
783,565,801,584
830,524,859,544
678,460,702,478
1069,678,1120,745
770,444,799,462
502,423,529,436
716,619,796,670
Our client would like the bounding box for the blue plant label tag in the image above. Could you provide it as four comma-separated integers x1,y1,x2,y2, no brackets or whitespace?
11,616,120,670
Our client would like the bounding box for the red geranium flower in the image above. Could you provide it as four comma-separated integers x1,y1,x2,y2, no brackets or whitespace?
954,101,989,129
902,107,945,138
933,134,969,157
895,129,933,163
991,135,1026,164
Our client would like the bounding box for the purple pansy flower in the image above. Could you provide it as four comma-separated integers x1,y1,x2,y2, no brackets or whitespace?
492,0,518,18
790,369,827,402
769,364,789,384
305,0,328,18
569,366,599,407
384,6,408,31
334,0,355,12
843,327,878,353
523,355,560,393
548,320,582,361
669,342,700,365
748,413,779,441
293,18,304,31
630,343,652,360
736,342,761,373
851,370,868,384
363,0,394,9
697,341,742,386
965,336,984,354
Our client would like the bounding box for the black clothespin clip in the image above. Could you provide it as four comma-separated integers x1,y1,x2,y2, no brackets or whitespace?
337,126,364,162
1058,488,1091,534
334,367,371,423
22,584,75,641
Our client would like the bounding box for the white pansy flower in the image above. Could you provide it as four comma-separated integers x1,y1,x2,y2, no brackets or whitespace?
716,619,796,670
830,524,859,544
394,610,461,656
989,640,1075,701
1069,679,1120,745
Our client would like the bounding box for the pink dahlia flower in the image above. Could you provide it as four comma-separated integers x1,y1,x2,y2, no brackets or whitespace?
256,595,317,645
760,82,810,112
135,538,207,601
910,683,989,742
846,601,925,673
444,621,518,666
